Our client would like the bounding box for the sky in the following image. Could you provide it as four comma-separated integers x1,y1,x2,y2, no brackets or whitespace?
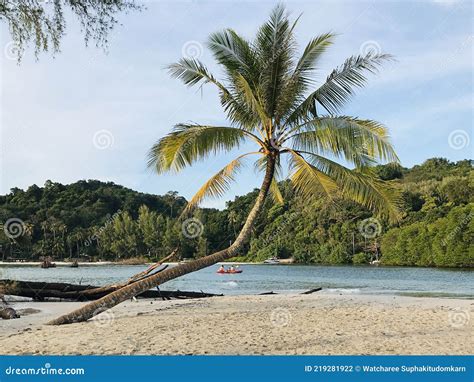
1,0,472,209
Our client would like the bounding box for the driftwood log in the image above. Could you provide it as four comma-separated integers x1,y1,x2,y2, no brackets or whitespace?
0,307,19,319
0,279,222,301
259,288,322,295
301,287,322,294
0,279,321,301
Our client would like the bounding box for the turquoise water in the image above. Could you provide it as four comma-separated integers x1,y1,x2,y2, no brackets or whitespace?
1,264,472,298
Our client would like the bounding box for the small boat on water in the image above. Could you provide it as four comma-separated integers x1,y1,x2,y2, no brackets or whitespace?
70,260,79,268
263,256,280,265
216,265,243,274
217,269,243,274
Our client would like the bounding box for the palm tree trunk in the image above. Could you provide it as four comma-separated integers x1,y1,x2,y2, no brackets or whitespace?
48,155,276,325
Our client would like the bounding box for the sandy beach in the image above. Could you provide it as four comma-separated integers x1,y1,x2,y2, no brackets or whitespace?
0,294,472,355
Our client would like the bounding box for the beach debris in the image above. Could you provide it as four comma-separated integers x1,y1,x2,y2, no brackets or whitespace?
259,288,322,296
301,287,322,295
0,279,223,301
0,307,19,319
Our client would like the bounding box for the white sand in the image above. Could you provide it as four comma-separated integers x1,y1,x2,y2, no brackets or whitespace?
0,294,472,355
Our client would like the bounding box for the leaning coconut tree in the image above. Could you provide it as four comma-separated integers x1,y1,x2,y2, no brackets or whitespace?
49,5,399,325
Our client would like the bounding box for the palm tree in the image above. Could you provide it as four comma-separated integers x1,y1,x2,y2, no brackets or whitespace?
228,210,238,239
49,5,399,325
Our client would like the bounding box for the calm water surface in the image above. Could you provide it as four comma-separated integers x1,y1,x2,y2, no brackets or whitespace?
1,264,472,298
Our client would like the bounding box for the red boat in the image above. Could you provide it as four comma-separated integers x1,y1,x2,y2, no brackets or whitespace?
216,269,243,274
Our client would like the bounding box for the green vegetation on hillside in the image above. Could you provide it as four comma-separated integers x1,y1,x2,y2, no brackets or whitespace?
0,158,472,267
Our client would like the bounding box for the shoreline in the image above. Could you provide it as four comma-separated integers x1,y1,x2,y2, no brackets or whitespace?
1,293,472,355
0,261,263,267
1,261,471,269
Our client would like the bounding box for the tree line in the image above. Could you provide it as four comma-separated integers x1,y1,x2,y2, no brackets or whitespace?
0,158,472,267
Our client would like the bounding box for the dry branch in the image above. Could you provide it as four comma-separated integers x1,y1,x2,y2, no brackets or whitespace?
301,287,322,294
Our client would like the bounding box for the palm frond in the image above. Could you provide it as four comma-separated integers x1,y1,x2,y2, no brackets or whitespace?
167,58,226,90
297,151,401,220
283,52,394,127
147,124,260,173
167,58,259,131
254,3,297,118
284,116,399,166
269,178,284,205
182,152,259,215
273,33,335,123
233,73,271,136
293,32,335,77
316,52,394,115
208,29,259,80
288,150,338,197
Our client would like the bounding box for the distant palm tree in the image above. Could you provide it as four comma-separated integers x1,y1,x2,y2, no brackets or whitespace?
49,5,399,325
228,210,238,239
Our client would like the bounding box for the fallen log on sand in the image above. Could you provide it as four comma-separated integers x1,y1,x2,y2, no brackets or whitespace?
0,307,19,319
301,287,322,294
152,290,223,300
0,280,222,301
0,279,321,301
259,288,322,295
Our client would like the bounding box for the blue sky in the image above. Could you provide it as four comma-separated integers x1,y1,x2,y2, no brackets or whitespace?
1,0,472,208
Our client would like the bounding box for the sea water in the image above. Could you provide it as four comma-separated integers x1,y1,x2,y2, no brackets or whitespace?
1,264,472,298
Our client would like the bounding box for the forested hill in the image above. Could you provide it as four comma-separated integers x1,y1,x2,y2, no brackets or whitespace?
0,158,472,267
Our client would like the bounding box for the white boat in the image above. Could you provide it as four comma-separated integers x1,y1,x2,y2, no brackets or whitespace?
263,257,280,265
